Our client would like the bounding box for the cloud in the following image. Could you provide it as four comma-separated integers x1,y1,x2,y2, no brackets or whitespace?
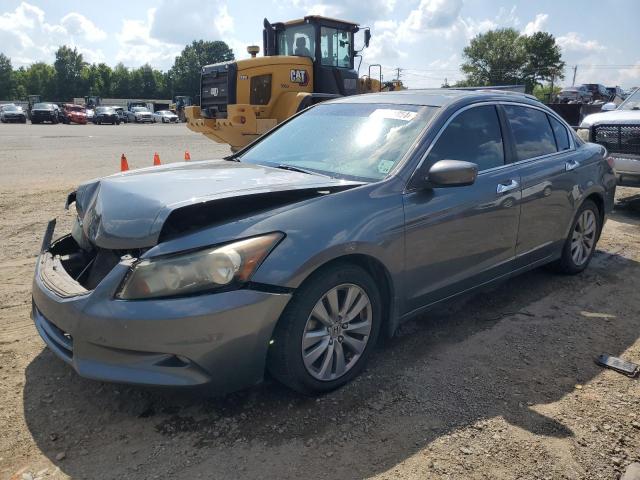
60,12,107,42
557,32,605,53
115,9,182,69
523,13,548,35
0,2,108,66
113,0,238,69
404,0,463,31
148,0,234,45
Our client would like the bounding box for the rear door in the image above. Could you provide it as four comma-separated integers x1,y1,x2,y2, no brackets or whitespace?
402,104,522,314
500,104,578,268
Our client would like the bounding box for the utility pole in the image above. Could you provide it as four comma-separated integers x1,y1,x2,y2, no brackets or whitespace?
395,67,402,81
572,65,578,86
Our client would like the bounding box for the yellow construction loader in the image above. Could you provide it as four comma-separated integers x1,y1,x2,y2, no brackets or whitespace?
186,16,386,150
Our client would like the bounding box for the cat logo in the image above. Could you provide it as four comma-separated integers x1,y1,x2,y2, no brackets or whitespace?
210,87,219,96
289,69,309,86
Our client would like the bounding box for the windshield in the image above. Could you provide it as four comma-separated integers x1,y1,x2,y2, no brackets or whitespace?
132,107,149,112
619,89,640,110
96,107,114,113
277,23,315,59
240,103,437,182
3,105,19,111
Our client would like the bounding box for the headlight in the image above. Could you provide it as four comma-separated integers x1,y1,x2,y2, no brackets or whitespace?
577,128,591,142
116,233,283,300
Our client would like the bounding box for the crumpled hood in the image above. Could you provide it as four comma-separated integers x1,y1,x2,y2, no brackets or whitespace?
74,160,360,249
581,110,640,127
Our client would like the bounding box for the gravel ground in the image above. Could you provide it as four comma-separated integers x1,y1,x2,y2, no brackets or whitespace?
1,123,639,480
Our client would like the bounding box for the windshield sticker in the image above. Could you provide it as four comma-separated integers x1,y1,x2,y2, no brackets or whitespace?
370,109,417,122
378,160,395,174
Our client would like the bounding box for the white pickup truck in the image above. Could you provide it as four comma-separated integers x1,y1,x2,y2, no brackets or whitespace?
578,88,640,187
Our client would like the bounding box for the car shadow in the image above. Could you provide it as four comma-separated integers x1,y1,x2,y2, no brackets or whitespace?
22,250,640,479
613,192,640,226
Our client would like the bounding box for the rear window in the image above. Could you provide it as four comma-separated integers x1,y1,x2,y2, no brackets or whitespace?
503,105,557,160
427,105,505,171
549,116,570,151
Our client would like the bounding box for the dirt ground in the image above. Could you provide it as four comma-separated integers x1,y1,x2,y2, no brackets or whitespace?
1,123,639,480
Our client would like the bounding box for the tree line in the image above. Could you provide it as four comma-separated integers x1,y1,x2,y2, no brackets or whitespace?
0,28,564,103
0,40,234,102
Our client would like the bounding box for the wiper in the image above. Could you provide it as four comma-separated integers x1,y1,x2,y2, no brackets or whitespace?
224,152,241,162
274,164,329,177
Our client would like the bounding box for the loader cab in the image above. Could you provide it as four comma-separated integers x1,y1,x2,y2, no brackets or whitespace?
264,16,369,96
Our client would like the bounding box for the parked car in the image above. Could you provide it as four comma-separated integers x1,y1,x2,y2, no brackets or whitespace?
32,90,615,395
94,106,121,125
153,110,179,123
557,86,592,103
30,103,59,124
578,88,640,186
582,84,609,102
61,104,87,124
86,108,95,123
0,104,27,123
114,107,128,124
127,106,153,123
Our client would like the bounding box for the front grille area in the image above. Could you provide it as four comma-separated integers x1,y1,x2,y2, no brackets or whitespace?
200,61,237,119
592,124,640,155
33,304,73,363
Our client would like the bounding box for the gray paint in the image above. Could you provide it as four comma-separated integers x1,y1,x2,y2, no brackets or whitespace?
32,89,616,391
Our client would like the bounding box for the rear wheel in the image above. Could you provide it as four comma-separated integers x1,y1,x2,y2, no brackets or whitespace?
550,199,601,274
267,263,382,395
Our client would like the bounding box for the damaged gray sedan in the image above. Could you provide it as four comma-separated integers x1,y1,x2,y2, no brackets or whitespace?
32,90,615,394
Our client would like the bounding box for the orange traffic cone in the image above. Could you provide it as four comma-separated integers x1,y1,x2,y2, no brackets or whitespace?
120,153,129,171
184,150,191,161
153,152,161,166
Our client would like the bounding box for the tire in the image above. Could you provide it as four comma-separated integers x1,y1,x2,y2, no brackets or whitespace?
549,199,601,275
267,263,382,395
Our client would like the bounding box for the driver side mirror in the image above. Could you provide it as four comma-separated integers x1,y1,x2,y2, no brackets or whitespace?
601,102,616,111
364,29,371,48
426,160,478,187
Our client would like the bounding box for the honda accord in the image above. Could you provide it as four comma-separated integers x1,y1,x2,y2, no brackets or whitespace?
32,90,616,395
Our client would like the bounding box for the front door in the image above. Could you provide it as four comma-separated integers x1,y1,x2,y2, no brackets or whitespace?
402,104,521,315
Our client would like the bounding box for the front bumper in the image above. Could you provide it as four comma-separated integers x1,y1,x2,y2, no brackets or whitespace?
2,114,26,122
135,116,153,123
611,154,640,187
32,237,291,391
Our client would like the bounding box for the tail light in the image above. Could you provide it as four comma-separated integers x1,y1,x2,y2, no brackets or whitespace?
606,156,616,170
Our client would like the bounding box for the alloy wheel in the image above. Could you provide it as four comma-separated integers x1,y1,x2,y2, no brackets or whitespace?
571,209,596,266
301,283,372,381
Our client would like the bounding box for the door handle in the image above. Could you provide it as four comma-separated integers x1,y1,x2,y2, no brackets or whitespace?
496,179,519,194
565,159,580,171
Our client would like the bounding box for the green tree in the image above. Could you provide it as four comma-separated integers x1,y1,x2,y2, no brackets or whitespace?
522,32,565,92
111,63,131,98
0,53,15,99
169,40,234,98
460,28,565,93
54,46,86,100
23,62,56,99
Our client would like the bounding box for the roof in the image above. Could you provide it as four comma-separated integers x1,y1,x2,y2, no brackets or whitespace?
328,88,541,108
283,15,359,27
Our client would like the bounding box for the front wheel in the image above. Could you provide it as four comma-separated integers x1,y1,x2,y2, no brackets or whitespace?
267,263,382,395
549,199,601,274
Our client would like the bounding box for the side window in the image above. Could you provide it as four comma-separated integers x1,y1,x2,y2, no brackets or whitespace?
337,30,351,68
503,105,557,160
548,115,570,151
321,27,337,66
321,27,351,67
427,105,505,171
